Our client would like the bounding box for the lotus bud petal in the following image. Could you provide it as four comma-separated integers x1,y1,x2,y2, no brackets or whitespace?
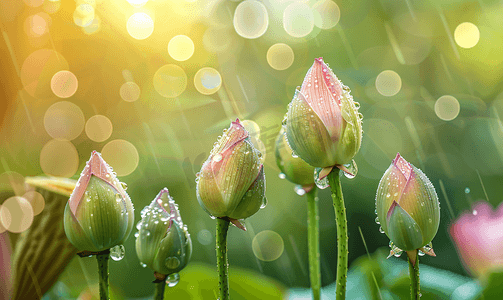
196,119,266,220
275,127,315,187
285,57,362,168
135,188,191,275
375,153,440,251
64,151,135,252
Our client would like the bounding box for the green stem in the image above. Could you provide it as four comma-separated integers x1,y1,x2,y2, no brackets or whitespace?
216,218,230,300
408,251,420,300
154,281,166,300
327,170,348,300
307,187,321,300
96,250,110,300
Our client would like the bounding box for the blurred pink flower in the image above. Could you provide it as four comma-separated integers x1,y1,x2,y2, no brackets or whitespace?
450,201,503,278
0,232,12,300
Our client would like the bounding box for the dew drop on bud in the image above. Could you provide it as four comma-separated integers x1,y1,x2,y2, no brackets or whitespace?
140,262,147,268
165,256,181,269
110,244,125,261
472,210,477,215
213,153,223,162
136,221,143,230
418,250,425,257
294,185,306,196
465,187,470,194
379,226,385,233
314,168,329,189
260,197,268,209
121,182,128,190
116,194,122,203
134,232,139,238
375,217,380,225
166,273,180,287
343,160,358,179
278,173,286,179
160,215,170,222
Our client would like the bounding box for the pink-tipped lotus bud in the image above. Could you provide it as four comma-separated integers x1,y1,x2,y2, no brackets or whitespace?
285,57,362,168
375,153,440,252
196,119,266,220
64,151,135,252
135,188,192,275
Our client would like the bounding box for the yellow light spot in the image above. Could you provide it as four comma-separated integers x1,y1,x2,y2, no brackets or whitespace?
44,101,85,141
168,35,194,61
44,0,61,14
0,197,34,233
375,70,402,97
127,12,154,40
153,64,187,98
40,140,79,177
233,0,269,39
283,3,314,38
22,191,45,215
252,230,284,262
25,14,47,37
266,43,294,71
82,14,101,35
454,22,480,49
101,140,139,176
85,115,113,142
23,0,44,7
312,0,340,29
126,0,149,7
194,67,221,95
51,70,78,98
120,82,141,102
241,120,260,140
435,95,460,121
73,4,94,27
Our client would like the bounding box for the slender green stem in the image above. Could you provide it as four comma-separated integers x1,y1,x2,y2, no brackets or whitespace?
154,281,166,300
327,170,348,300
96,250,110,300
408,251,420,300
216,218,230,300
306,187,321,300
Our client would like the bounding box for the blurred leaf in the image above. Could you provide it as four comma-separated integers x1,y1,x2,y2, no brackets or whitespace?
477,270,503,300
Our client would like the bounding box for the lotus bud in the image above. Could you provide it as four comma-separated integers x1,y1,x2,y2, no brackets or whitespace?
375,153,440,254
135,188,191,275
275,127,315,192
450,201,503,279
196,119,266,223
285,57,362,169
64,151,135,252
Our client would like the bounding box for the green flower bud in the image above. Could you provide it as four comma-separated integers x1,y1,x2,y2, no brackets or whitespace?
135,188,191,275
285,57,362,168
196,119,266,220
64,151,135,252
275,127,315,187
375,153,440,251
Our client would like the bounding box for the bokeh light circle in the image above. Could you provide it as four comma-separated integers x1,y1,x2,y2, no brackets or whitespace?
241,120,260,140
24,14,48,37
127,0,149,8
44,0,61,14
22,191,45,215
454,22,480,49
101,140,139,176
51,70,78,98
283,3,314,38
312,0,340,29
197,229,212,245
0,205,8,233
73,4,94,27
435,95,460,121
252,230,284,262
85,115,113,142
127,12,154,40
0,196,34,233
120,82,141,102
153,64,187,98
375,70,402,96
266,43,294,71
168,35,195,61
194,67,222,95
233,0,269,39
83,14,101,35
40,140,79,177
44,101,85,141
24,0,43,7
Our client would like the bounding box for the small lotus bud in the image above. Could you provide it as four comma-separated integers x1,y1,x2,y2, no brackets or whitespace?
275,128,315,187
285,57,362,168
135,188,191,275
64,151,134,252
375,153,440,251
196,119,266,220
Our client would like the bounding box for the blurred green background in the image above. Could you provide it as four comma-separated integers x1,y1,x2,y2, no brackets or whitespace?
2,0,503,299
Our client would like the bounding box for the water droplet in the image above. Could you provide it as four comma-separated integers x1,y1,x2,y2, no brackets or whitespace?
134,232,139,238
121,182,128,190
145,230,151,236
110,244,125,261
314,168,329,189
115,194,122,203
465,187,470,194
379,226,385,233
160,215,170,222
343,159,358,179
165,273,180,287
375,217,380,225
294,185,306,196
260,197,268,209
418,250,425,256
165,257,181,269
213,153,222,162
278,173,286,179
141,262,147,268
136,221,142,230
472,210,477,215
